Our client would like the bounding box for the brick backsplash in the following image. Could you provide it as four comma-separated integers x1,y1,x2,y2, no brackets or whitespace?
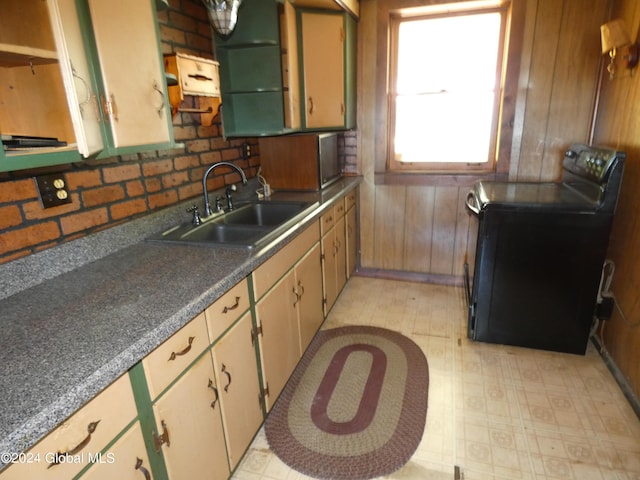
0,0,357,266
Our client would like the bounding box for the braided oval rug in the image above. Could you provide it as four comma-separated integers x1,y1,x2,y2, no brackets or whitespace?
265,325,429,480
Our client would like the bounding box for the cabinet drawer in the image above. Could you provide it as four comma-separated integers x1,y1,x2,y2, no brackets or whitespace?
205,279,250,343
253,222,320,299
345,189,357,211
175,53,220,97
143,312,209,399
320,206,336,236
335,198,346,217
0,374,136,480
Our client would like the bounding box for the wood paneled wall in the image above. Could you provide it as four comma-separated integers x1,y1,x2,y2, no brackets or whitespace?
356,0,608,283
592,0,640,399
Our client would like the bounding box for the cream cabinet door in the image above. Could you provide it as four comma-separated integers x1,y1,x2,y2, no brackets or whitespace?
300,12,344,128
87,0,171,148
152,353,229,480
210,312,263,470
79,423,153,480
255,271,301,412
321,226,338,315
335,214,347,294
296,243,324,352
47,0,103,157
346,203,357,278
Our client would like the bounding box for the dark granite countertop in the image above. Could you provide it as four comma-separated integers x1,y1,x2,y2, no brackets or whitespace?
0,176,361,467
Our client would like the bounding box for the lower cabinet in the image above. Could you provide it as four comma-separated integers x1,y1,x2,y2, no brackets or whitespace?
210,312,263,470
321,199,348,315
80,423,153,480
252,222,323,412
152,353,229,480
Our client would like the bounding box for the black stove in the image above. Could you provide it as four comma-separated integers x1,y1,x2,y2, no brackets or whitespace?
464,144,625,354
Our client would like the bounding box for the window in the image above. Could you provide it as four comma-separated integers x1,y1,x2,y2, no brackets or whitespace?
387,3,508,173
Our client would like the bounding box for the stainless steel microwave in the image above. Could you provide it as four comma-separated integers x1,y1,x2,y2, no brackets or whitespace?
258,133,341,191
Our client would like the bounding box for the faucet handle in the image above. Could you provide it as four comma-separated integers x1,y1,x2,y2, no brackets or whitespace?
214,196,224,212
186,204,202,226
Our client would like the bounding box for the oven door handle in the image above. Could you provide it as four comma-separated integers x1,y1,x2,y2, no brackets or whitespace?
465,190,481,215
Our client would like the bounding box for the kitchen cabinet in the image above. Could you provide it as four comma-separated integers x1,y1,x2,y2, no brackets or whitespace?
345,189,358,278
152,353,229,480
210,312,263,471
252,222,322,411
79,423,153,480
321,198,348,315
0,0,174,172
143,280,257,477
82,0,174,157
214,0,355,136
298,9,356,130
0,373,137,480
214,0,299,137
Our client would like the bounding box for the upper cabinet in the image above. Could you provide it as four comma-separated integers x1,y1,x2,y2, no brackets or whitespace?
0,0,175,172
214,0,356,137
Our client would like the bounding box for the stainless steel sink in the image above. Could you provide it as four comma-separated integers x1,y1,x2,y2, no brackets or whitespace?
148,200,315,248
222,201,310,226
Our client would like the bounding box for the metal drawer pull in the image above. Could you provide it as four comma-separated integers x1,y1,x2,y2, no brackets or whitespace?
221,364,232,392
168,336,195,361
222,296,241,314
135,457,151,480
308,96,314,114
208,379,219,409
153,420,170,452
48,421,100,468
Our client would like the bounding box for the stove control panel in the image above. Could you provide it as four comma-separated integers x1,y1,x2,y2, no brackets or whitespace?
563,144,620,184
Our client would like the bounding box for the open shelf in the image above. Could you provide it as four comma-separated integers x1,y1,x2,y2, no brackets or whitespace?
0,43,58,68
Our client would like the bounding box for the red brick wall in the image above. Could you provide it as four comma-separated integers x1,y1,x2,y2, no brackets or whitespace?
0,0,259,265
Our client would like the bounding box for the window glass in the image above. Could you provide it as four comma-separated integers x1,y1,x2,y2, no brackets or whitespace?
389,8,506,171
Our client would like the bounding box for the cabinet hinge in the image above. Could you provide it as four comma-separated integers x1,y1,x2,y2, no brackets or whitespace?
251,322,263,345
259,382,270,406
100,93,118,122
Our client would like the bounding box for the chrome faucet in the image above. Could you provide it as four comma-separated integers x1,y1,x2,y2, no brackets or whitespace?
202,162,248,217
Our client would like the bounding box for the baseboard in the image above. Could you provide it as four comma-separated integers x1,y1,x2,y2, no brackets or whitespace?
590,335,640,421
354,267,463,286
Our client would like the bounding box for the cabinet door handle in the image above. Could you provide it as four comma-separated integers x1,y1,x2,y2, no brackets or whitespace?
297,281,305,299
221,364,232,392
153,81,166,116
308,96,314,115
168,336,195,361
222,296,240,314
292,286,301,307
208,379,219,409
48,421,100,468
135,457,152,480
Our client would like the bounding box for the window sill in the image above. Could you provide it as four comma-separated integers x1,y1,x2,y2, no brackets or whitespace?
374,170,508,187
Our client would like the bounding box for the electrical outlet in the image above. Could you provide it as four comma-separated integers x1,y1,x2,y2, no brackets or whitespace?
242,142,251,159
34,174,72,209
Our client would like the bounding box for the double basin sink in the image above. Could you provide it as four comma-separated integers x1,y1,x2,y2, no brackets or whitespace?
148,200,316,248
